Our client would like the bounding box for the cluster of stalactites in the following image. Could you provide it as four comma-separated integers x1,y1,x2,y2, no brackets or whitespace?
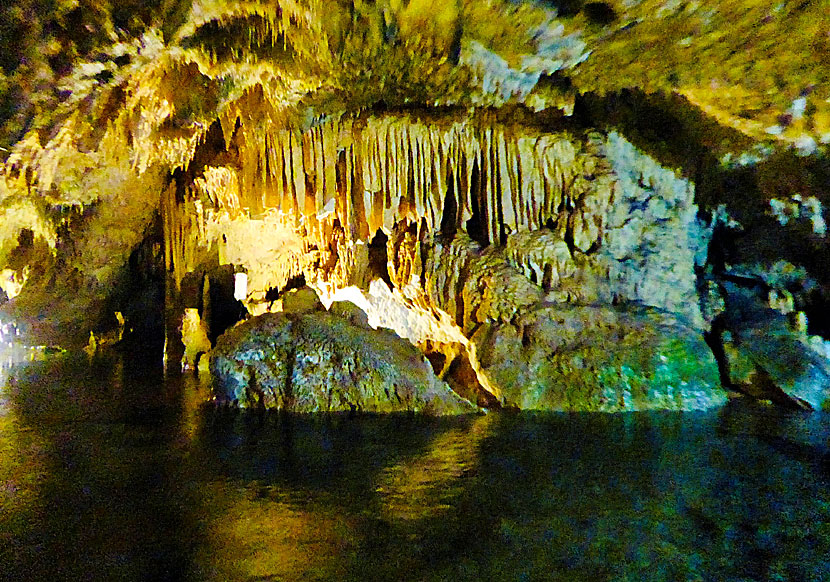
199,111,616,252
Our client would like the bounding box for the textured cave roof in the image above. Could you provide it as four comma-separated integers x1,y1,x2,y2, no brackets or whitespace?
0,0,827,168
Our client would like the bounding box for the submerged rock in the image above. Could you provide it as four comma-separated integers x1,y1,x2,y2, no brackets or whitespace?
472,305,727,412
726,324,830,411
210,303,477,415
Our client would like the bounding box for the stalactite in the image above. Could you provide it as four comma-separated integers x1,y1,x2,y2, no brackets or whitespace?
161,108,623,321
281,133,295,214
322,122,337,205
289,130,305,210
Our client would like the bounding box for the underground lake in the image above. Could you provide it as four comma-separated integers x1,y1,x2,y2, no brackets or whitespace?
2,1,830,580
1,349,829,582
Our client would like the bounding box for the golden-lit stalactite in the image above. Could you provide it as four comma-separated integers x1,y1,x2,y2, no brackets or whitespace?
160,108,616,317
1,0,822,396
156,102,630,399
0,0,613,343
314,279,504,404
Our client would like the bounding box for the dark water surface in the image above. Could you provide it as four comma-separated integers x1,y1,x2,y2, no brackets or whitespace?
1,353,829,582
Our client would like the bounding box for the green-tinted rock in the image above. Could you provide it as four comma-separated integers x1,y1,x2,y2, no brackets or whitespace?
328,300,370,329
726,323,830,411
473,305,726,412
282,286,325,315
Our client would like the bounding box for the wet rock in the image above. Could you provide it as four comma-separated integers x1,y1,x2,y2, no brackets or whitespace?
716,282,830,410
281,286,325,315
181,307,211,370
424,233,545,336
697,150,830,411
600,132,710,328
328,300,370,329
472,305,726,411
210,310,477,414
727,325,830,410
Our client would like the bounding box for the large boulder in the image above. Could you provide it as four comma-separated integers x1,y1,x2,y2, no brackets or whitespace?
472,305,727,412
210,306,476,415
725,324,830,411
716,282,830,410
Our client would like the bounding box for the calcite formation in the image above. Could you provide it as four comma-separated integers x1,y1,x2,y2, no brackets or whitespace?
0,0,827,411
473,305,724,412
210,295,476,414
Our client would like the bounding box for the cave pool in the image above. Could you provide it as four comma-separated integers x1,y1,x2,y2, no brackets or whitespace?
1,352,829,582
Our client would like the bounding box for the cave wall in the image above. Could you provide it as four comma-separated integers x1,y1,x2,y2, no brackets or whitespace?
163,110,707,323
156,105,727,409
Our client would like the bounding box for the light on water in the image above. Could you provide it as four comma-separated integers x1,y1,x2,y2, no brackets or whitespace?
1,353,829,582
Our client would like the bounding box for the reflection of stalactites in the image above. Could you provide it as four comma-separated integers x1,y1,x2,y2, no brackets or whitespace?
377,414,495,522
201,486,349,582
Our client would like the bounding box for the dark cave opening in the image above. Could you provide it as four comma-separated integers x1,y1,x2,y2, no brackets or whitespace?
368,229,393,288
583,2,618,25
104,213,166,361
466,158,489,247
264,273,308,307
204,265,248,345
440,167,458,238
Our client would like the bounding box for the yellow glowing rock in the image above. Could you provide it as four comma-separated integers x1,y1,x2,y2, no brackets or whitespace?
0,268,27,301
181,308,212,370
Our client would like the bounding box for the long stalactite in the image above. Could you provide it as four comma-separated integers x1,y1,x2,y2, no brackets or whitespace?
163,108,619,292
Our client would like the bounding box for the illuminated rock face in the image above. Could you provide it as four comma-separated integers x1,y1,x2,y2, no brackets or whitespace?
172,116,724,410
160,112,707,324
473,305,724,412
210,302,476,415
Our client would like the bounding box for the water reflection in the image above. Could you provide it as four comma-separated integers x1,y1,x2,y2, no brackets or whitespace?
377,415,493,521
0,353,199,581
0,356,49,580
0,354,829,581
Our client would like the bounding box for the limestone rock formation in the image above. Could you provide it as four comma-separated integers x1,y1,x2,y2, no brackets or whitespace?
711,281,830,410
210,302,477,415
472,305,725,412
281,286,325,315
417,231,724,411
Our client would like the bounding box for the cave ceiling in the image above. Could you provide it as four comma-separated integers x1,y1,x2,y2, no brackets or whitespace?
1,0,827,161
